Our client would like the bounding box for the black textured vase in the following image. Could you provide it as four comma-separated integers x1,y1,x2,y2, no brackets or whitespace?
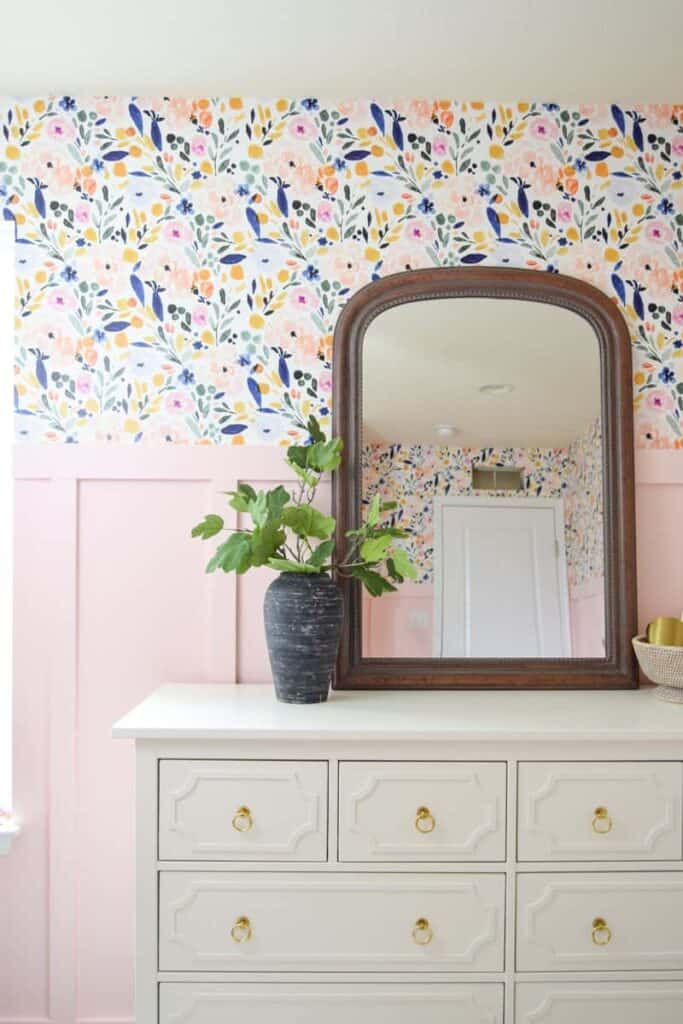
264,572,343,704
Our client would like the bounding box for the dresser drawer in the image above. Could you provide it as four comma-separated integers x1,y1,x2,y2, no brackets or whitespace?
516,982,683,1023
517,872,683,971
158,760,327,861
338,762,506,861
160,983,504,1023
159,871,505,972
517,762,682,861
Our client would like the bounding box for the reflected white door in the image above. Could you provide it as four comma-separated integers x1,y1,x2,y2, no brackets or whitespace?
433,498,570,658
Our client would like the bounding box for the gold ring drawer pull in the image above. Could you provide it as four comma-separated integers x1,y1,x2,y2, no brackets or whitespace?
412,917,433,945
230,916,253,943
232,806,253,832
415,806,436,833
592,917,612,946
592,806,613,835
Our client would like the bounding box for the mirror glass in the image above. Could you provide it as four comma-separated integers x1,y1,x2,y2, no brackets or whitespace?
361,298,604,660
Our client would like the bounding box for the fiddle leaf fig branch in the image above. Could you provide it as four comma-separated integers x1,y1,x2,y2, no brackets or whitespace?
191,416,417,595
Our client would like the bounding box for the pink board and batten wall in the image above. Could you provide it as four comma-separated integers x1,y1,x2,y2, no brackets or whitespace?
3,443,682,1024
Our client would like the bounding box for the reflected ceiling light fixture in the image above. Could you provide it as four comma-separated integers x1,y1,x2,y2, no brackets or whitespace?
434,423,458,439
479,383,515,396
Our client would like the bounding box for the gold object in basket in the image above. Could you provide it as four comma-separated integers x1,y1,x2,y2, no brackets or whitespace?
646,617,683,647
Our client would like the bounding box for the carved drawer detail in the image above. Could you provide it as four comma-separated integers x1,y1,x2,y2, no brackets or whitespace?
517,762,682,861
516,982,683,1023
517,872,683,971
339,762,506,862
160,983,504,1024
158,871,505,973
158,760,327,861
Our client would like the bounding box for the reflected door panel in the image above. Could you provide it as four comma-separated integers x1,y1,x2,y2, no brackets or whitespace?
435,500,570,658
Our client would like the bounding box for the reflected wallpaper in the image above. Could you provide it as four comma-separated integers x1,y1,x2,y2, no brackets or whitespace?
2,97,681,444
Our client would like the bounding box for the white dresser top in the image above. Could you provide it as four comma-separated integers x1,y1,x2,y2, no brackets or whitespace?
112,683,683,743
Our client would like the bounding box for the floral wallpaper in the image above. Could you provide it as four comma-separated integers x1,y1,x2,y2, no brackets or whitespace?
362,421,603,586
2,97,682,444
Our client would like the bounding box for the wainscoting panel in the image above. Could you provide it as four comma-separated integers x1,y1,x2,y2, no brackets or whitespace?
1,444,681,1023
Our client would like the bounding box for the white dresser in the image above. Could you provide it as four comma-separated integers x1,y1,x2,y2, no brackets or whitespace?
113,685,683,1023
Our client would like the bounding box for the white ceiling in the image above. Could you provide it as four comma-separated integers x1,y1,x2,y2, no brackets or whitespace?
362,298,601,448
1,0,681,102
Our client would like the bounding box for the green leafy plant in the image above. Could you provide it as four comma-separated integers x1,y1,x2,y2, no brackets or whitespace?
191,416,417,595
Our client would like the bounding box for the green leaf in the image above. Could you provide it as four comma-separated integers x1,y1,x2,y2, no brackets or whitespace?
206,532,252,574
266,485,290,518
386,557,403,582
226,483,257,513
349,565,397,597
250,522,286,566
282,505,335,540
308,538,335,569
367,493,381,527
249,490,269,527
380,500,397,512
391,547,418,580
288,460,320,488
191,514,224,540
306,414,326,443
360,534,392,563
267,557,320,574
306,437,343,473
286,444,311,469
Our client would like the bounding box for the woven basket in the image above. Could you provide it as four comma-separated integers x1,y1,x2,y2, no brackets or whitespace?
632,635,683,703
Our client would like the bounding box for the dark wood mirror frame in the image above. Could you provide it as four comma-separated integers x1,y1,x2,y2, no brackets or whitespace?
332,266,637,690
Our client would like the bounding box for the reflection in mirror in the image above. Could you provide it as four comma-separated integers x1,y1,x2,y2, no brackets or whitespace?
361,298,604,660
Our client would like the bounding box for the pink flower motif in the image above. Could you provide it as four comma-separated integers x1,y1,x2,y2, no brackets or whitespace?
191,139,207,156
647,389,674,413
164,221,193,243
319,370,332,393
76,375,91,395
75,203,90,224
193,307,208,328
404,221,435,244
432,137,448,157
317,201,334,224
645,221,674,244
48,288,77,312
47,116,76,141
288,116,317,140
289,287,318,311
164,392,195,415
557,201,573,224
530,117,559,140
672,308,683,328
672,135,683,158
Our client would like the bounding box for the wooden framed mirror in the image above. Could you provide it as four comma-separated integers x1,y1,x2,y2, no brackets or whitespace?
332,267,637,690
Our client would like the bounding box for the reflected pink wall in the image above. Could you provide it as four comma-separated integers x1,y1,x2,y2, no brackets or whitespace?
2,445,682,1023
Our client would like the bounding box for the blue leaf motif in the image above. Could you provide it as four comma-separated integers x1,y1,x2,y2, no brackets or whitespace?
633,285,645,320
461,253,487,264
486,206,501,238
221,424,248,435
34,185,45,218
219,253,246,265
517,185,529,218
278,355,290,387
392,117,404,150
246,207,261,237
152,287,164,322
632,118,644,152
247,378,262,407
611,273,626,305
150,117,163,151
35,354,47,389
345,150,371,161
104,320,131,332
103,150,129,161
611,104,625,135
370,103,385,135
585,151,611,162
128,102,144,134
277,184,288,217
130,274,145,305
